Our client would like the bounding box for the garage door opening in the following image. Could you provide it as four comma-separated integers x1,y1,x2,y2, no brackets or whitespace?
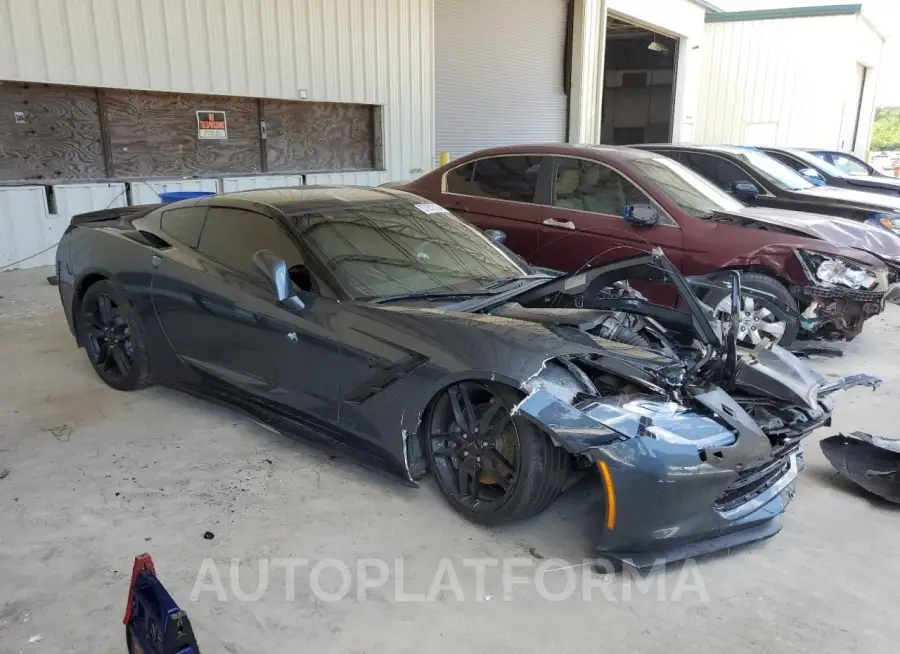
601,15,679,145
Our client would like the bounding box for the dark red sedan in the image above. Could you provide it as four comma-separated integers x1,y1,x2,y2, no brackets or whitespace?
388,144,900,345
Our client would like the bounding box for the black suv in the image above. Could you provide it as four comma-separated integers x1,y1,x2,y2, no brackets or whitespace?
635,144,900,234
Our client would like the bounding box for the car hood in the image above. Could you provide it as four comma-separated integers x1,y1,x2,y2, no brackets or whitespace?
845,175,900,193
722,206,900,260
793,184,900,211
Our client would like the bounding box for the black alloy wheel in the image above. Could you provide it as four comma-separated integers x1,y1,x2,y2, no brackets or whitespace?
77,280,151,391
426,382,569,525
84,292,133,380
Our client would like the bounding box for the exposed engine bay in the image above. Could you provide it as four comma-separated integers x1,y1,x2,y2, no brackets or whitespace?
493,250,879,461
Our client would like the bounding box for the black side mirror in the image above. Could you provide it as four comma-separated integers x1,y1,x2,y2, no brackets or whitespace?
485,229,507,245
622,203,660,227
731,181,760,201
253,250,305,310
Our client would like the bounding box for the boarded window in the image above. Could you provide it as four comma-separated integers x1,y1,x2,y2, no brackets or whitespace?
104,91,262,177
0,83,105,182
264,101,375,173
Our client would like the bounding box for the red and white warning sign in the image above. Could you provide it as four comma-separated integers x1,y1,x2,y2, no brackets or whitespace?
196,110,227,140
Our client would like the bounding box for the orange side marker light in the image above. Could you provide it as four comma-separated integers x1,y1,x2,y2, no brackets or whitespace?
597,460,617,530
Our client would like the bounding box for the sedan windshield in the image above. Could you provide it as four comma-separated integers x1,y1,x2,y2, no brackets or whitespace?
288,199,530,299
730,149,816,190
629,156,745,218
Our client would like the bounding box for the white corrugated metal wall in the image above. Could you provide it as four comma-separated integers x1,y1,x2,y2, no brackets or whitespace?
0,0,433,269
434,0,568,163
696,13,884,153
0,0,433,182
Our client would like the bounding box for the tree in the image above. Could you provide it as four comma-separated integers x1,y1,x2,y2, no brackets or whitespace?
870,106,900,151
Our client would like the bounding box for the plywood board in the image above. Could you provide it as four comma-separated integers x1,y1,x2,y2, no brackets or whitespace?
264,101,375,173
105,91,261,177
0,82,105,182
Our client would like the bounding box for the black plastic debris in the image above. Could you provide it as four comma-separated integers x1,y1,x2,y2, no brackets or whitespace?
203,531,215,540
820,432,900,504
788,343,844,359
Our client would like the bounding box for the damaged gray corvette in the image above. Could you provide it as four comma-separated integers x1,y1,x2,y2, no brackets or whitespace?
57,188,880,568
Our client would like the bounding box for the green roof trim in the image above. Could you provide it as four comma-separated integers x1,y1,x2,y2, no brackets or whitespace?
706,4,862,23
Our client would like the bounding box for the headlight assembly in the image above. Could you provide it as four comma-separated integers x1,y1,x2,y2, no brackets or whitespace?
796,250,881,291
590,397,737,448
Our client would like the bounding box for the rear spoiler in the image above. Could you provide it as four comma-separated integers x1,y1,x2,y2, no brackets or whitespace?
70,204,161,226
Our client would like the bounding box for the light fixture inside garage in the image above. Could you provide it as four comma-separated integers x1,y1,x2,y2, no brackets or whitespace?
648,33,668,53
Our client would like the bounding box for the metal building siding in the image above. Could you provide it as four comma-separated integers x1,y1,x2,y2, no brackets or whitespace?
222,175,304,193
696,15,862,148
0,187,48,270
0,0,434,181
434,0,568,162
131,179,219,205
306,172,393,186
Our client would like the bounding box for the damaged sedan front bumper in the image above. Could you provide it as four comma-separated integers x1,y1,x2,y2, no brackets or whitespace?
792,284,888,340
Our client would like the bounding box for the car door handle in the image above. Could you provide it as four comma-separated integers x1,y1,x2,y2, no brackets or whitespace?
543,218,575,230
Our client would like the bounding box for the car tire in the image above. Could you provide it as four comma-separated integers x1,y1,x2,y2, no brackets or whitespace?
424,381,569,526
76,279,152,392
705,272,800,348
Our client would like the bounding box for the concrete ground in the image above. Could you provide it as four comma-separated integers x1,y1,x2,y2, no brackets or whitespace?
1,266,899,654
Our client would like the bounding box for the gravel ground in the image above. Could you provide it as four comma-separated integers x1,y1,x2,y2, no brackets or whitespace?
1,266,898,653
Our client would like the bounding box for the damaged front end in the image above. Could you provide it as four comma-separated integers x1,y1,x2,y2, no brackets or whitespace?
503,250,880,568
792,250,895,341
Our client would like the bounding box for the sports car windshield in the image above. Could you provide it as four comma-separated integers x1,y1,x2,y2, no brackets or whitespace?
629,156,745,218
291,199,530,299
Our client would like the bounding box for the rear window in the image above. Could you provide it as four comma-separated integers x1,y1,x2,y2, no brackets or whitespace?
160,206,208,248
445,156,542,203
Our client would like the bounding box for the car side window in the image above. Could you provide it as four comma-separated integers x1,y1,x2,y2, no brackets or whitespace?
766,151,804,172
552,158,648,216
197,208,305,280
829,153,869,175
160,206,208,248
680,153,749,190
445,156,542,203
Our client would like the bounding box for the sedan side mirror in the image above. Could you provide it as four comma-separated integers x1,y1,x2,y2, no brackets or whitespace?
622,203,660,227
798,168,826,185
253,249,305,310
485,229,508,245
731,181,760,201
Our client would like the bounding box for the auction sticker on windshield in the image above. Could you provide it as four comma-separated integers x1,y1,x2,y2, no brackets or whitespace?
415,203,448,215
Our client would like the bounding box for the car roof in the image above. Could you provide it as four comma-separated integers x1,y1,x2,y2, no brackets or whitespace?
448,143,661,162
634,143,764,157
197,185,415,214
797,147,860,157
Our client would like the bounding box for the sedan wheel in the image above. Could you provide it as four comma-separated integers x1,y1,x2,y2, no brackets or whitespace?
714,294,786,346
705,272,799,348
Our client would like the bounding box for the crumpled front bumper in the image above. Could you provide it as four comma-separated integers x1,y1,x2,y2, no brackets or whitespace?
791,284,888,338
514,389,801,569
587,439,800,569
